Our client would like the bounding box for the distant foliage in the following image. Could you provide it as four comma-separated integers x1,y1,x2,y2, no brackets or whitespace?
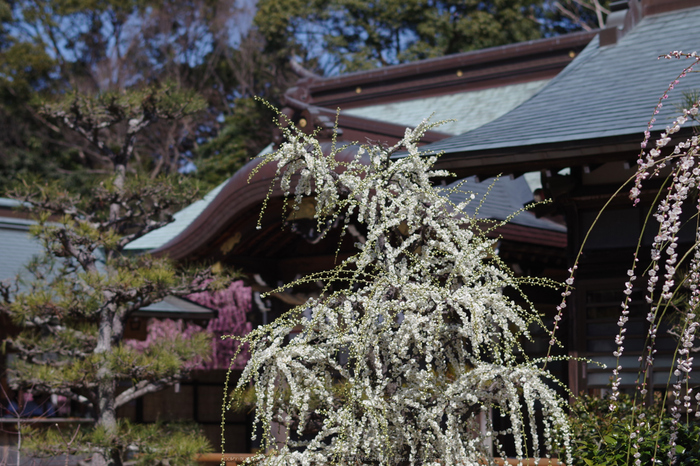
0,0,296,192
255,0,547,73
253,0,609,75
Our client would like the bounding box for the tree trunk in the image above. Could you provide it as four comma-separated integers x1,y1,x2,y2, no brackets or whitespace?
92,162,126,466
92,300,120,466
109,164,126,232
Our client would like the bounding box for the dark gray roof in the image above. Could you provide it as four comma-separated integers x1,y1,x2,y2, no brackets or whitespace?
0,201,215,320
424,5,700,157
442,176,566,232
0,216,45,283
135,295,217,319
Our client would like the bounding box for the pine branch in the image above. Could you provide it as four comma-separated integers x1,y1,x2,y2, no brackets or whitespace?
8,369,98,395
4,83,219,466
52,229,99,273
9,343,91,362
114,217,174,249
55,389,95,409
114,378,178,408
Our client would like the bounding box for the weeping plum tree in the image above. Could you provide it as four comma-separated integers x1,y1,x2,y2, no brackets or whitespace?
226,120,572,465
0,86,234,466
561,51,700,466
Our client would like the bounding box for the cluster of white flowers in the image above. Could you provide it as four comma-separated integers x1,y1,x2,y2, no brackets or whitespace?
230,119,572,465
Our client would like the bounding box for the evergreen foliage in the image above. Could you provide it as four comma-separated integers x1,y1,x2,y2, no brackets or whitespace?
0,85,235,466
570,394,700,465
253,0,601,74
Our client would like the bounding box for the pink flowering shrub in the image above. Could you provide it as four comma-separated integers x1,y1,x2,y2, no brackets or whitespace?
189,280,253,370
126,318,210,370
128,281,252,370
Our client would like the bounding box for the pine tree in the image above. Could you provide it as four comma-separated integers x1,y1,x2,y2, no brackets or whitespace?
1,85,234,466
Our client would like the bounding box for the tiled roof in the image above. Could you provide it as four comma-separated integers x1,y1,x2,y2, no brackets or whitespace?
342,79,550,136
423,5,700,157
124,179,229,251
443,176,566,232
125,145,274,252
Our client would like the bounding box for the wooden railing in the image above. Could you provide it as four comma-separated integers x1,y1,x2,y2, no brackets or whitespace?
197,454,564,465
495,459,564,465
197,453,257,465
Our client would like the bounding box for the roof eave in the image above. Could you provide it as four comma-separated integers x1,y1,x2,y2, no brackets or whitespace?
429,133,648,179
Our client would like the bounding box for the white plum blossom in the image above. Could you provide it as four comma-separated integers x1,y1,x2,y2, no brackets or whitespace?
227,117,571,465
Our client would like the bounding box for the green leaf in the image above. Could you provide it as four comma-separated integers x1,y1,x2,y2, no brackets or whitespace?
603,435,616,445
